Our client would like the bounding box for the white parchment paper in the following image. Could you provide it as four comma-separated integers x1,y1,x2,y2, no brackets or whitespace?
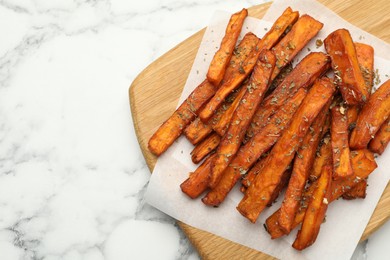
145,1,390,259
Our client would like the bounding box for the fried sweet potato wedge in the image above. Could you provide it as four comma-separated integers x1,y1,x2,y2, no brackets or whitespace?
198,8,299,122
241,156,268,192
350,79,390,149
209,50,276,188
223,33,260,82
324,29,369,105
237,78,336,223
265,209,284,239
369,118,390,154
268,169,291,207
184,86,243,145
246,52,330,141
346,105,359,130
342,178,367,200
191,133,221,164
184,117,213,145
278,106,328,233
271,15,324,79
292,164,332,250
331,103,353,179
258,7,299,53
330,149,377,201
347,42,374,131
355,42,374,94
212,85,247,136
265,149,377,239
148,80,216,156
309,136,332,182
243,169,291,203
202,88,306,206
180,154,215,199
207,9,248,86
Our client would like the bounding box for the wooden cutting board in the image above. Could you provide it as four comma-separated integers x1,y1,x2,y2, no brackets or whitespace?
129,0,390,259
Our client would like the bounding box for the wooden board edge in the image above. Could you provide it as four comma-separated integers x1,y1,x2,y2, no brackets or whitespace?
178,222,275,260
361,182,390,241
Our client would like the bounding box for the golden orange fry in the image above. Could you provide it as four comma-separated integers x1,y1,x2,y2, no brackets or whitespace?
190,133,221,164
180,154,216,199
331,103,353,179
369,118,390,154
207,9,248,86
350,79,390,149
292,165,332,250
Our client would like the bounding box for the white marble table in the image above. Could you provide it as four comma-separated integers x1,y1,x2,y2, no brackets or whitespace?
0,0,388,259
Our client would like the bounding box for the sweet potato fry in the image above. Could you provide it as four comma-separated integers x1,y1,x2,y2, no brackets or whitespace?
265,149,377,239
241,156,268,192
184,88,242,145
184,117,213,145
309,136,332,182
185,88,247,152
237,78,336,223
324,29,369,105
268,169,291,207
342,178,367,200
265,209,284,239
148,80,216,156
346,105,359,130
271,15,324,79
191,133,220,164
246,52,330,141
207,9,248,86
222,33,260,83
198,8,299,122
331,103,353,179
330,149,377,201
180,154,215,199
355,42,374,94
292,164,332,250
209,50,276,188
346,42,374,130
212,85,247,136
350,79,390,149
202,89,305,206
278,106,328,233
259,7,299,51
268,63,294,92
369,118,390,154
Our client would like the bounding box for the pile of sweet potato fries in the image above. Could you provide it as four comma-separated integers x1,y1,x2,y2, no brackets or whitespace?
148,7,389,250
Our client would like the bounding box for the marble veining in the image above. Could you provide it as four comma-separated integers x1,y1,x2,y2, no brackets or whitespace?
0,0,388,259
